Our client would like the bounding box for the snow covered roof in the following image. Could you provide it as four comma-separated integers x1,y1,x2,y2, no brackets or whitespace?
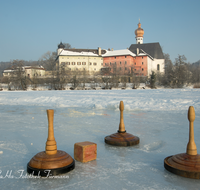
59,50,100,57
3,66,45,73
24,66,45,70
3,70,14,73
102,49,136,57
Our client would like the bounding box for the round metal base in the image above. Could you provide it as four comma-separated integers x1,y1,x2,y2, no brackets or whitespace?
164,153,200,179
105,132,140,146
27,150,75,177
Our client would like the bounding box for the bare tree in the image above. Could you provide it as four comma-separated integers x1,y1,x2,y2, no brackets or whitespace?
39,51,58,89
39,51,57,71
63,43,72,49
10,60,27,90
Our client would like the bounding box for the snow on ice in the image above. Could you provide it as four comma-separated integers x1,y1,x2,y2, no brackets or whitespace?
0,89,200,189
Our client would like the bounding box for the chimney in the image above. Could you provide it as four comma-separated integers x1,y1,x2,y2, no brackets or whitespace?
137,48,139,55
112,48,113,51
98,47,101,56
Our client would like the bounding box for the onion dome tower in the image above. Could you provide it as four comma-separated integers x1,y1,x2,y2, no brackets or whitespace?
27,109,75,177
105,101,140,146
57,42,65,55
164,106,200,179
135,19,144,44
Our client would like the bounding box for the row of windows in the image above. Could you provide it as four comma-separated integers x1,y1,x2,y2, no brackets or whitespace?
61,62,102,66
105,61,127,66
67,68,97,71
108,67,144,71
114,56,127,59
109,56,144,59
105,62,144,66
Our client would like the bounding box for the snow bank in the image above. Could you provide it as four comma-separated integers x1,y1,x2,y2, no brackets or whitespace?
0,89,199,111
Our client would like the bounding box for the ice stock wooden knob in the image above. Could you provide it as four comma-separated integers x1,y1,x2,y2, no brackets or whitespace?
27,109,75,177
164,106,200,179
105,101,140,146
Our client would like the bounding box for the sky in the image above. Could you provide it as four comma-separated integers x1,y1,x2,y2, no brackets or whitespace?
0,0,200,63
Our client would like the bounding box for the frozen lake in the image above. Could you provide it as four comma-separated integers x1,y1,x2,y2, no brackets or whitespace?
0,89,200,189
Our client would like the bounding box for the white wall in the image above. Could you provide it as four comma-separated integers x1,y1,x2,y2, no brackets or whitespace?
147,58,165,76
59,56,103,73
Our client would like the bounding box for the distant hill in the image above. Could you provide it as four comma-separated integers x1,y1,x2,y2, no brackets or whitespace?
0,62,12,76
192,60,200,66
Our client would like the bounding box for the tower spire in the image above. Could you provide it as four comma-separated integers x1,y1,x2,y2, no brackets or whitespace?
135,20,144,44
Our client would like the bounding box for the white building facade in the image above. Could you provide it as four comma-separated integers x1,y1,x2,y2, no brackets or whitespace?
56,43,105,74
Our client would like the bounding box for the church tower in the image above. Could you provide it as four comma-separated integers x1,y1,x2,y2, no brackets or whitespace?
135,20,144,44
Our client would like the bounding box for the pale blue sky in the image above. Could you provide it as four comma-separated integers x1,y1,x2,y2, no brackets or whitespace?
0,0,200,63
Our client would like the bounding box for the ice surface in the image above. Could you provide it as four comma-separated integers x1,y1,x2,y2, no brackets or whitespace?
0,89,200,189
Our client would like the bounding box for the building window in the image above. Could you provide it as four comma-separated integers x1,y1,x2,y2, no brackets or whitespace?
110,62,111,65
142,57,143,59
119,67,121,70
157,64,160,71
142,68,144,71
93,63,97,66
90,62,92,65
82,62,86,65
120,62,121,65
142,62,143,65
125,61,127,65
94,68,96,70
115,57,116,59
72,62,76,65
115,62,116,65
135,63,136,65
66,62,70,65
125,56,127,58
125,67,127,70
77,62,81,65
101,63,103,65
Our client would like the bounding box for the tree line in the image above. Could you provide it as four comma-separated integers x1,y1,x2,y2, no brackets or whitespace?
156,54,200,88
